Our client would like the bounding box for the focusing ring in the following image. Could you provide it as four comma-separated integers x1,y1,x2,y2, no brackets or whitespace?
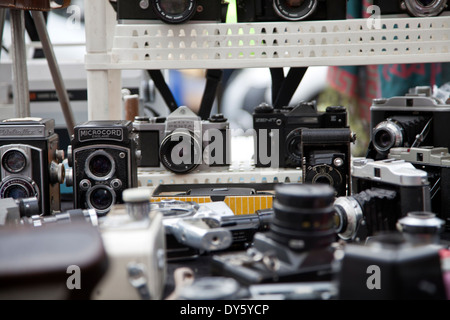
404,0,448,17
160,130,202,174
151,0,198,24
0,176,40,201
273,0,318,21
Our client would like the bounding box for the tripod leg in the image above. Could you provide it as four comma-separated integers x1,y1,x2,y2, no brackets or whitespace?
31,10,75,137
10,9,30,118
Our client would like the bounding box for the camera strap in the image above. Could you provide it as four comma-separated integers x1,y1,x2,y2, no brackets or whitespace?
147,70,179,113
270,67,308,109
198,69,223,120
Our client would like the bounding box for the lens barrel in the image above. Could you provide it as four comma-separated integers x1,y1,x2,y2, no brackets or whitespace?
268,183,336,252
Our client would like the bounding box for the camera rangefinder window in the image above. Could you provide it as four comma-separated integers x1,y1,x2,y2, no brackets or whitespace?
2,149,27,173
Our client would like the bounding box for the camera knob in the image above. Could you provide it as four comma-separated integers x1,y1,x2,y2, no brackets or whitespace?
254,103,274,114
208,114,227,123
55,149,65,163
49,161,65,184
326,106,346,113
67,145,73,167
65,167,73,187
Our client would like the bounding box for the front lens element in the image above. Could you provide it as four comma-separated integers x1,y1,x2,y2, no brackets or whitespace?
2,150,27,173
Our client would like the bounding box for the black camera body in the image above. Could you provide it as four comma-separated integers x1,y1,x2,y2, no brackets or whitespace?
389,146,450,232
115,0,229,24
301,127,355,197
211,184,337,285
253,102,349,169
133,106,231,174
67,121,139,216
367,86,450,160
373,0,449,17
338,233,447,300
334,158,431,242
0,118,65,216
236,0,347,22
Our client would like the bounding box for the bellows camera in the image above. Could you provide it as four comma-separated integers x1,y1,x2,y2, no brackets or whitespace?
0,118,65,215
373,0,449,17
389,146,450,231
236,0,348,22
115,0,230,24
133,106,231,174
367,86,450,160
334,158,431,242
66,121,140,216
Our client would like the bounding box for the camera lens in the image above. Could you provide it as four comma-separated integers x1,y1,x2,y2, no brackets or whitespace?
372,120,404,154
286,129,303,166
273,0,318,21
160,130,202,174
404,0,447,16
0,177,39,201
151,0,198,24
87,186,116,215
268,183,336,252
2,149,27,173
86,150,115,180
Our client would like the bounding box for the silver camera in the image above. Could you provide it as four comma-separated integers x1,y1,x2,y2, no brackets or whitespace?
334,158,431,242
389,146,450,230
133,106,231,174
92,187,167,300
367,86,450,160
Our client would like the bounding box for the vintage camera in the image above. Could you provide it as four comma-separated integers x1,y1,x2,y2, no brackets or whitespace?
66,121,140,216
337,233,447,300
373,0,449,17
151,199,272,261
389,146,450,231
211,183,337,285
367,86,450,160
236,0,347,22
92,188,167,300
0,118,65,216
114,0,229,24
334,158,431,242
301,127,355,197
133,106,231,174
253,101,350,169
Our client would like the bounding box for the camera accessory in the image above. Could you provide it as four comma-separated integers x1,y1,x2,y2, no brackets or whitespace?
397,211,445,246
211,183,337,285
389,146,450,231
151,183,276,215
66,120,140,216
115,0,229,24
236,0,348,22
0,118,65,215
373,0,449,17
92,188,167,300
338,233,447,299
367,86,450,160
133,106,231,174
334,158,431,242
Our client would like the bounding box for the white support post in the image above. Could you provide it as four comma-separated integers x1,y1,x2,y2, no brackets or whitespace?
84,0,122,120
